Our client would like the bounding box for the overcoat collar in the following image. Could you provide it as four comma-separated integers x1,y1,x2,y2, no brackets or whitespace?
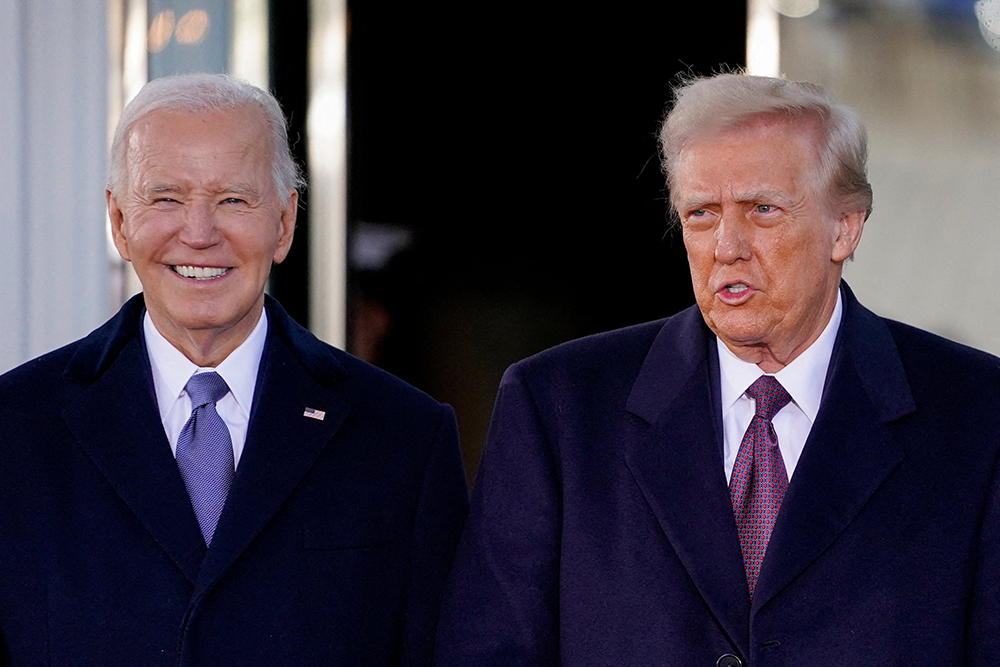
62,294,207,582
61,294,352,594
753,284,913,612
623,303,751,654
61,295,348,401
622,283,915,657
193,296,351,598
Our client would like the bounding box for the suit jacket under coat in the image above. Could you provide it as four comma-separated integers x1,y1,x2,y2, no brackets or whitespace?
435,284,1000,666
0,294,468,666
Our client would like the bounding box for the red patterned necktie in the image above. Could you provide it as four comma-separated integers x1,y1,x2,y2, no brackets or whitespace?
729,375,792,600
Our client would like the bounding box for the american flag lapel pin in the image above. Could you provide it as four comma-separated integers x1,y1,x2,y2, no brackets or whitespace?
303,407,326,421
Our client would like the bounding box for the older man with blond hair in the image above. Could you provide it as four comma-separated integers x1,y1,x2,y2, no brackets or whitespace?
0,73,467,666
435,73,1000,665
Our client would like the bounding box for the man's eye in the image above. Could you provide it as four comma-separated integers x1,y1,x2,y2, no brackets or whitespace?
222,198,246,205
756,204,776,214
682,209,715,229
684,208,711,221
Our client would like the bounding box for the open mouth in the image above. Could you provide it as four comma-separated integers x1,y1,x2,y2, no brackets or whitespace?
717,282,754,303
172,265,231,280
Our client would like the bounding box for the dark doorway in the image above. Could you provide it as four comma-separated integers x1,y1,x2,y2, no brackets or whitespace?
272,0,747,483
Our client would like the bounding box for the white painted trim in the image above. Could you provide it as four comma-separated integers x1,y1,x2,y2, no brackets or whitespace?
308,0,348,348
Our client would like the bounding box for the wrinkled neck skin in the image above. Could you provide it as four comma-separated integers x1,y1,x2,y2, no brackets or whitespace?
147,296,264,368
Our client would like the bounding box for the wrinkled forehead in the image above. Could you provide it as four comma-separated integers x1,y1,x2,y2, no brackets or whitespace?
125,105,272,160
689,112,824,163
672,114,827,204
123,106,275,187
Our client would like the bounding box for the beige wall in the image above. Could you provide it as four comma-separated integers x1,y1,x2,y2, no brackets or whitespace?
781,3,1000,354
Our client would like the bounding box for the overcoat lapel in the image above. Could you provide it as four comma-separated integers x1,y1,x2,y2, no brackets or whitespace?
193,298,350,597
60,296,206,583
753,285,915,612
622,307,751,656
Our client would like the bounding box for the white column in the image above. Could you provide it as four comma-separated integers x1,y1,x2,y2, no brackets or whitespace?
231,0,270,89
0,0,28,370
308,0,348,348
747,0,781,77
0,0,109,373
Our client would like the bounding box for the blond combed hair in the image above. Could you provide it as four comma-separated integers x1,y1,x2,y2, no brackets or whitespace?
659,72,872,221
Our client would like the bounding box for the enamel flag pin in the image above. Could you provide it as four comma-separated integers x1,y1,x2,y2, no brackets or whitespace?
303,407,326,421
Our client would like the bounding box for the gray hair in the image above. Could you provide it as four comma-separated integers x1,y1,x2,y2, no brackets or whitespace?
659,72,872,220
107,72,304,201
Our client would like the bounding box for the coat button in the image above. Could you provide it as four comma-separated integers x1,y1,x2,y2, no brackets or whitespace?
716,655,743,667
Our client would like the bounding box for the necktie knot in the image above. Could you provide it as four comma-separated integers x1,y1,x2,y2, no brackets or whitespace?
185,372,230,409
746,375,791,422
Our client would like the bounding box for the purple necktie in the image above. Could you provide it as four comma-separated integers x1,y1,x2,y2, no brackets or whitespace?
176,372,234,546
729,375,792,600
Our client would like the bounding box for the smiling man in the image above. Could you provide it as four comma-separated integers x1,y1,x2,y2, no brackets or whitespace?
0,74,467,666
109,103,297,369
435,74,1000,665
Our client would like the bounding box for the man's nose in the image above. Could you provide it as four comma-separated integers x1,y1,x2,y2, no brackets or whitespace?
178,203,222,248
714,213,751,263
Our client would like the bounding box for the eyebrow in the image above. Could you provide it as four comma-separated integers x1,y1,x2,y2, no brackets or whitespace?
147,183,183,195
143,183,262,198
735,189,795,206
675,194,716,211
222,185,261,198
678,189,795,207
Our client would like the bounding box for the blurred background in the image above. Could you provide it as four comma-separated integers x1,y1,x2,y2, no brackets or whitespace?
3,0,1000,484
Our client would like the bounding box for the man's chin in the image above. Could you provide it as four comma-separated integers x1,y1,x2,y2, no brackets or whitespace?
150,303,258,337
705,311,769,346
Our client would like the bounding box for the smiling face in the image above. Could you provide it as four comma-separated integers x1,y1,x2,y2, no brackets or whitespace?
674,116,865,372
108,106,296,366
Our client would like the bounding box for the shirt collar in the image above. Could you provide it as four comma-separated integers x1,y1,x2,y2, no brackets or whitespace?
717,289,843,421
144,308,269,421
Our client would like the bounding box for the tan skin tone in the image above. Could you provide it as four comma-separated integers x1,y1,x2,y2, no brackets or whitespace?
674,116,866,373
108,107,297,367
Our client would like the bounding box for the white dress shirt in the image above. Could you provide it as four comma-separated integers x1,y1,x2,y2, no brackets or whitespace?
718,292,842,483
144,309,267,469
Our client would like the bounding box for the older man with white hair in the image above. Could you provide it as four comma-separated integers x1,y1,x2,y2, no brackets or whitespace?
0,73,467,666
435,73,1000,665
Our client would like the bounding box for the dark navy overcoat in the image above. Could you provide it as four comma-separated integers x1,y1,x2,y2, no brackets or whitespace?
436,284,1000,666
0,295,468,666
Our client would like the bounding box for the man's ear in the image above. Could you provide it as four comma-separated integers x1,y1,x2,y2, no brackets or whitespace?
272,189,298,264
107,189,131,262
831,209,866,262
